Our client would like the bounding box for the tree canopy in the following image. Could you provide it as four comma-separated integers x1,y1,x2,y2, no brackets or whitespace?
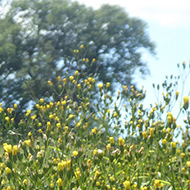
0,0,155,112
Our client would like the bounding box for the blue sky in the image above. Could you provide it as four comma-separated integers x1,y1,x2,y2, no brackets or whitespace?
78,0,190,127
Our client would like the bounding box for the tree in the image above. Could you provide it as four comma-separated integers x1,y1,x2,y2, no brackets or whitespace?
0,0,155,113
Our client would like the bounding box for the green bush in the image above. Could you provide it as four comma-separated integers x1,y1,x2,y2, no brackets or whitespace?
0,60,190,190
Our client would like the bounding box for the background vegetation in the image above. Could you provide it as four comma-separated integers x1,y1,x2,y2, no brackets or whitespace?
0,0,190,190
0,0,155,114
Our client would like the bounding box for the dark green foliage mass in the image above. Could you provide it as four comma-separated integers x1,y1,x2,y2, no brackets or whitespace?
0,0,155,112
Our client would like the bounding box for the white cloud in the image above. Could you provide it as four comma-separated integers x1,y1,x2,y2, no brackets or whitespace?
78,0,190,28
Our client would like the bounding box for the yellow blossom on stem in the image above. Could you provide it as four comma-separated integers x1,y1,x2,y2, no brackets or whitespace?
63,78,67,84
94,170,100,180
5,116,10,122
24,140,31,147
92,58,96,63
149,128,154,137
65,126,69,133
23,179,27,185
50,181,54,188
26,110,31,116
3,144,12,154
154,180,160,189
75,70,79,76
57,76,61,81
142,132,147,139
107,144,111,152
110,137,115,144
118,137,125,146
47,121,51,131
67,160,71,171
39,98,44,103
73,151,78,157
12,145,19,156
171,142,176,149
106,82,110,88
162,139,167,145
98,83,103,90
186,161,190,167
69,76,74,81
181,153,185,158
58,162,64,172
57,178,63,186
5,167,12,175
75,168,81,180
123,180,130,189
48,80,53,86
183,96,190,109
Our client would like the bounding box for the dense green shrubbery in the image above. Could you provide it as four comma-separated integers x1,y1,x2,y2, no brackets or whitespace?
0,59,190,190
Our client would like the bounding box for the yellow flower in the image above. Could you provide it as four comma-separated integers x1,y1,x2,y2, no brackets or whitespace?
3,144,12,154
162,139,167,145
23,179,27,185
106,144,111,152
58,162,64,172
92,127,97,134
75,168,81,180
171,142,176,149
67,160,71,171
57,178,63,186
118,137,125,146
142,132,147,139
68,114,75,119
57,76,61,81
80,44,84,49
24,139,31,147
96,181,100,186
106,82,110,88
110,137,115,144
167,116,172,123
47,121,51,131
49,114,54,119
110,176,115,182
65,126,69,133
75,70,79,76
50,181,54,188
7,108,13,113
92,58,96,63
5,167,12,175
94,170,100,180
98,83,103,90
12,145,19,156
26,110,31,116
123,180,130,189
7,186,11,190
149,128,154,137
0,107,3,113
183,96,189,109
69,76,74,81
186,161,190,167
154,180,160,188
181,153,185,158
39,98,44,103
48,80,53,86
5,116,10,122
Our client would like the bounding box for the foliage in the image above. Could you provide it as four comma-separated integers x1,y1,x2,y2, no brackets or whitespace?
0,61,190,189
0,0,155,112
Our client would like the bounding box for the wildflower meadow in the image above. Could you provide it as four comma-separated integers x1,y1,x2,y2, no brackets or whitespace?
0,51,190,190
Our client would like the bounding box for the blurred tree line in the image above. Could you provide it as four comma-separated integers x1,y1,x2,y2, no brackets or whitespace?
0,0,155,117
